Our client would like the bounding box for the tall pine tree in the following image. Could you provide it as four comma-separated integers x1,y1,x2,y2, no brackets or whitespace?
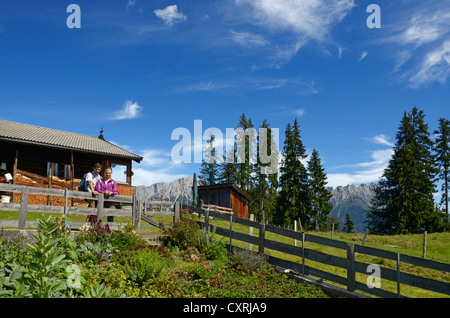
199,133,220,185
248,119,279,222
275,118,310,228
433,117,450,221
307,148,333,231
367,107,440,234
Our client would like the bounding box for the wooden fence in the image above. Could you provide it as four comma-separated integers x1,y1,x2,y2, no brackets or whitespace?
0,183,139,229
185,205,450,298
0,183,181,231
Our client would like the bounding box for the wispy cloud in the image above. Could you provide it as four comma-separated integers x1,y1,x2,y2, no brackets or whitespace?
235,0,354,42
233,0,354,65
133,148,190,185
358,50,368,62
327,134,394,187
378,2,450,86
154,5,187,26
177,76,318,95
111,100,143,120
228,30,270,48
366,134,395,147
327,148,393,187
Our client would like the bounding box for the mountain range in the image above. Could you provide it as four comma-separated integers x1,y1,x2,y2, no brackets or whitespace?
135,177,377,233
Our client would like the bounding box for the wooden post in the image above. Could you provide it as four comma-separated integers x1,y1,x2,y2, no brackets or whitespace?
249,214,254,251
96,193,104,222
422,231,427,258
362,228,369,246
204,207,210,231
18,187,29,229
346,243,356,292
13,149,19,186
294,220,298,247
64,188,68,216
258,221,265,254
174,202,180,223
331,223,334,239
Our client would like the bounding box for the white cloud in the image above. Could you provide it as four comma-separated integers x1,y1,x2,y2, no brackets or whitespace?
367,134,395,147
358,51,368,62
409,40,450,86
235,0,354,41
132,148,190,186
379,4,450,86
229,30,270,48
112,100,143,120
154,5,187,26
327,140,394,188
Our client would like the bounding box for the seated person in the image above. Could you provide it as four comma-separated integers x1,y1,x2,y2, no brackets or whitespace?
95,167,119,222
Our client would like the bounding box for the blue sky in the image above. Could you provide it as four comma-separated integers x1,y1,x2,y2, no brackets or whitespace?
0,0,449,189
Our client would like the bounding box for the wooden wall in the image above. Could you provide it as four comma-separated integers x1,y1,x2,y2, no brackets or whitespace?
198,186,249,219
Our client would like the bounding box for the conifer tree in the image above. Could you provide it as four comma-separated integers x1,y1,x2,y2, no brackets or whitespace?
275,118,309,228
249,119,279,222
433,117,450,221
307,148,333,230
344,213,354,233
235,113,256,191
199,133,220,185
367,107,440,234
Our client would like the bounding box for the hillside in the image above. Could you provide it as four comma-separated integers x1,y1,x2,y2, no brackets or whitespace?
136,178,377,232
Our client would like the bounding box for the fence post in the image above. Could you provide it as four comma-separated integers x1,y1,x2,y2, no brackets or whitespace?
249,214,254,251
229,215,233,254
174,202,180,224
96,193,104,222
258,221,265,254
397,253,401,298
346,243,356,292
422,231,427,258
18,186,29,229
204,207,210,231
302,232,305,276
64,188,68,216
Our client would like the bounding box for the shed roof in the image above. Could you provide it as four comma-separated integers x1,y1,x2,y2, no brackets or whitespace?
0,120,143,163
198,183,254,202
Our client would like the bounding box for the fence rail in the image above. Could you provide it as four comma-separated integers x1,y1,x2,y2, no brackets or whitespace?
184,204,450,298
0,183,138,229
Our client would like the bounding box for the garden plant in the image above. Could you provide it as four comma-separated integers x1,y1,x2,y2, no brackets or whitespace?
0,212,329,298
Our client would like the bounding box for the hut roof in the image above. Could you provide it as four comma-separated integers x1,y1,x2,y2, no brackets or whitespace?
0,120,143,163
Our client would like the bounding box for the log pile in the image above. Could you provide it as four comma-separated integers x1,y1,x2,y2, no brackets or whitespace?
13,171,88,207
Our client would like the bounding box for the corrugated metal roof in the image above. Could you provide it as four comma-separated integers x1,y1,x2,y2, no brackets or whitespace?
0,120,143,162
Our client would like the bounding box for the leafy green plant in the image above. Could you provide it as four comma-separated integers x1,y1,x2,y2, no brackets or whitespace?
1,215,72,297
82,283,125,298
114,248,166,285
164,212,201,250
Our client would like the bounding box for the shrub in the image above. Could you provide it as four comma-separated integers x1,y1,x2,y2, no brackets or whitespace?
164,212,201,250
230,249,270,273
114,248,166,285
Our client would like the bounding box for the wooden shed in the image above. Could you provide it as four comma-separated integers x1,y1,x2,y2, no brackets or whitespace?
198,183,253,219
0,120,143,200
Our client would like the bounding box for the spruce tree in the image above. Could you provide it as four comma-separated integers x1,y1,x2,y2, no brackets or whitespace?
275,118,309,228
235,113,256,191
199,133,220,185
433,117,450,221
344,213,354,233
249,119,279,222
367,107,440,234
307,148,333,230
